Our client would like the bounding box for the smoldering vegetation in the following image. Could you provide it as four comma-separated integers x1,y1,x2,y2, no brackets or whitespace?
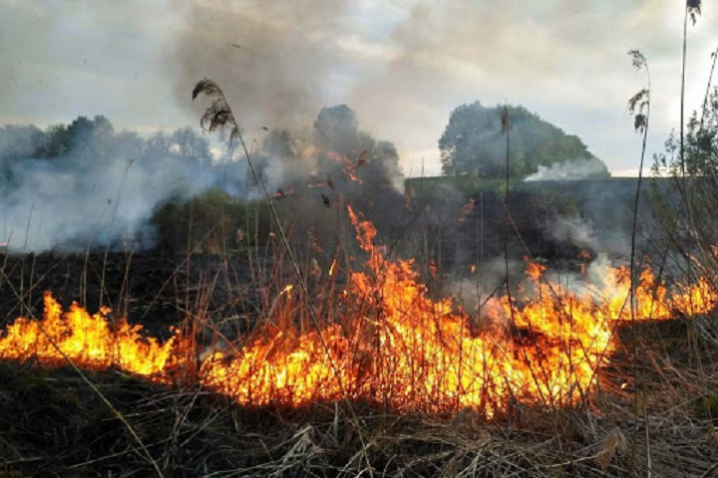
405,178,659,266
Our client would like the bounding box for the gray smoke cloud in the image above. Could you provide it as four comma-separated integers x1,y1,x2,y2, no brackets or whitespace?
0,104,404,254
170,0,351,132
543,215,631,258
0,123,245,253
170,1,677,172
1,0,699,258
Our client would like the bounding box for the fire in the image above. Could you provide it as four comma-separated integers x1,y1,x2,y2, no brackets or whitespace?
327,151,362,184
0,209,716,416
0,293,189,382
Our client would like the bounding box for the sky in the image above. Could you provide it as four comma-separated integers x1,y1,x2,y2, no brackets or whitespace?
1,0,717,177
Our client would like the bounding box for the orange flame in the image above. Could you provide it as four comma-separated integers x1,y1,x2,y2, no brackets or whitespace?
0,293,190,382
327,152,362,184
1,210,716,416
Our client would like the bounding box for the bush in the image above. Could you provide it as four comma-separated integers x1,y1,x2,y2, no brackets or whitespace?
651,86,718,279
150,189,271,254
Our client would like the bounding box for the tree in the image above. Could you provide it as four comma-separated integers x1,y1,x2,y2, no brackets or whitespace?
314,104,359,153
39,124,71,157
30,115,117,161
0,124,46,185
66,115,115,162
169,127,212,165
651,85,718,282
439,102,607,178
654,87,718,177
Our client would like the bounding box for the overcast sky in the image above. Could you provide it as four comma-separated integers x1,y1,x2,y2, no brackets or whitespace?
1,0,716,177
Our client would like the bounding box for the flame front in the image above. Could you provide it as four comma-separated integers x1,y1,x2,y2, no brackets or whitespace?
1,210,715,416
0,293,187,382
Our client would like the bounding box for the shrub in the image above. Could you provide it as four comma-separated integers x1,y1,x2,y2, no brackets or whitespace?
150,189,270,254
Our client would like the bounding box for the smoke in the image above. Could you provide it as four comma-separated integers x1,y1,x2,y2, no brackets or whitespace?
170,3,404,197
245,104,405,205
170,0,351,132
1,1,680,257
448,256,526,319
524,158,610,181
542,215,630,257
0,121,245,253
4,1,714,177
0,103,405,254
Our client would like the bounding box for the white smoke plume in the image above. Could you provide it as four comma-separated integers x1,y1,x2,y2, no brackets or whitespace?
524,157,610,181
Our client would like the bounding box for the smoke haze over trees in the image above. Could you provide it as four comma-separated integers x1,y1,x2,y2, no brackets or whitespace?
251,104,402,193
0,105,404,253
0,115,245,252
439,102,610,179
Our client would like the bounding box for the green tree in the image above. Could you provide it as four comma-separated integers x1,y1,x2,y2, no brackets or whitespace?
439,102,607,178
651,85,718,281
654,87,717,177
0,124,46,185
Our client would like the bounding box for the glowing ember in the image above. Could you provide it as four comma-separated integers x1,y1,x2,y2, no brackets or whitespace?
0,209,715,416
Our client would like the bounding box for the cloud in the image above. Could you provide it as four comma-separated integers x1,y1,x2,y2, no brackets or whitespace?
0,0,185,129
2,0,717,176
345,0,716,172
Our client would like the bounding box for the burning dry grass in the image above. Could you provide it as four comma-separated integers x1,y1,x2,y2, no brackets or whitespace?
1,210,718,476
2,209,715,416
1,321,718,478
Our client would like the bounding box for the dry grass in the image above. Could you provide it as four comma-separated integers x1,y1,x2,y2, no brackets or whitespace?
2,229,718,477
3,24,718,473
2,165,718,477
2,166,718,477
1,314,717,477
